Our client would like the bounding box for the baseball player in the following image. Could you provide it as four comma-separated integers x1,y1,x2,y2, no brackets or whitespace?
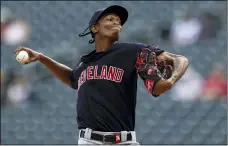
14,5,189,145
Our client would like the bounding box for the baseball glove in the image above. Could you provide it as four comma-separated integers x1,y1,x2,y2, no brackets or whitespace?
157,60,173,79
136,48,173,81
136,48,163,82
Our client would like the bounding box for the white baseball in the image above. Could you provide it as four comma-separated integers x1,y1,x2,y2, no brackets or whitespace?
16,50,29,64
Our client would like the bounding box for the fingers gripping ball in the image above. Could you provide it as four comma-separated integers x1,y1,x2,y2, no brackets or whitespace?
16,50,29,64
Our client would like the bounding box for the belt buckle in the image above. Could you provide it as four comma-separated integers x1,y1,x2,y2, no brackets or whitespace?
103,134,110,144
103,133,121,144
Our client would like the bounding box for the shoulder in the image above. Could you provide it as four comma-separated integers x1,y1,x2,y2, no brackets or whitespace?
114,41,149,50
114,41,163,55
113,42,149,55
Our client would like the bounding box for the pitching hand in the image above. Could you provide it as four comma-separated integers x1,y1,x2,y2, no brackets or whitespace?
14,46,42,64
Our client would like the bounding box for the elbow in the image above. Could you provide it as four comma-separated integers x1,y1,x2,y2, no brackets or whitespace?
184,56,189,65
181,56,190,68
174,56,190,71
182,57,190,73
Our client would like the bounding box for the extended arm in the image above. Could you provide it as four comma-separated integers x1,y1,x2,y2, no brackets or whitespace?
14,47,73,88
38,54,73,88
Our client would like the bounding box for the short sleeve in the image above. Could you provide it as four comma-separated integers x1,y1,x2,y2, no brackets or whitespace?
151,46,164,56
69,69,78,90
136,43,164,56
132,43,164,97
69,61,83,90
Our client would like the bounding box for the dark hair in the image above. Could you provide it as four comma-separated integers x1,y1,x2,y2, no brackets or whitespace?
89,32,95,44
79,26,96,44
79,25,119,44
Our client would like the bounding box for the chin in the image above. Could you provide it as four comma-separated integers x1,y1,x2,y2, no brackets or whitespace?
111,36,119,42
111,32,119,40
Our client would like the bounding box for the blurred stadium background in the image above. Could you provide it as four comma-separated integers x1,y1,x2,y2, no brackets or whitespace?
1,1,227,145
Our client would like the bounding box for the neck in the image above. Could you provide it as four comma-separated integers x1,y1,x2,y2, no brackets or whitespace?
95,36,114,52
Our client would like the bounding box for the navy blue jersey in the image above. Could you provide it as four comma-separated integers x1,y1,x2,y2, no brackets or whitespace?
70,42,164,132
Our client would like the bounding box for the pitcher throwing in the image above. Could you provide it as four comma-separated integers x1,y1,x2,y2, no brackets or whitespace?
14,5,189,145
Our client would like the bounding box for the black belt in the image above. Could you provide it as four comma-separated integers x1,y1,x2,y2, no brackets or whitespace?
80,130,132,143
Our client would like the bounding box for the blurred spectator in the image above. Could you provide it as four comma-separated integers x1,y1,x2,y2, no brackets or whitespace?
199,12,222,42
6,75,31,105
1,69,16,106
1,69,33,106
1,71,5,103
1,6,30,46
201,63,227,100
157,21,172,42
170,11,202,47
1,71,3,89
171,66,203,101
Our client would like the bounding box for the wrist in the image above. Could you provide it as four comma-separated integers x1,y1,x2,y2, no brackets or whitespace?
38,53,45,61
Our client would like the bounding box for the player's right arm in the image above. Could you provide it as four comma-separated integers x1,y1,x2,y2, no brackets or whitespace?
14,47,73,88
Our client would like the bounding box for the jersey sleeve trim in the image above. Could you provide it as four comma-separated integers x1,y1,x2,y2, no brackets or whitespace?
70,69,78,90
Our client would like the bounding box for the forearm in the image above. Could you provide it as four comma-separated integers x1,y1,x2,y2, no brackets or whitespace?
38,54,73,87
169,56,189,84
152,56,188,96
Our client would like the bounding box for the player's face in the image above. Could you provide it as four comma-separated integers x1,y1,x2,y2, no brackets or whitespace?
95,13,122,40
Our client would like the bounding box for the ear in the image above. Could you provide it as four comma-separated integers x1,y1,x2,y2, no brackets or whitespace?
91,25,98,34
119,26,122,32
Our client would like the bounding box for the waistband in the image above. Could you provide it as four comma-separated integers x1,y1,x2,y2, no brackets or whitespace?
79,128,136,143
